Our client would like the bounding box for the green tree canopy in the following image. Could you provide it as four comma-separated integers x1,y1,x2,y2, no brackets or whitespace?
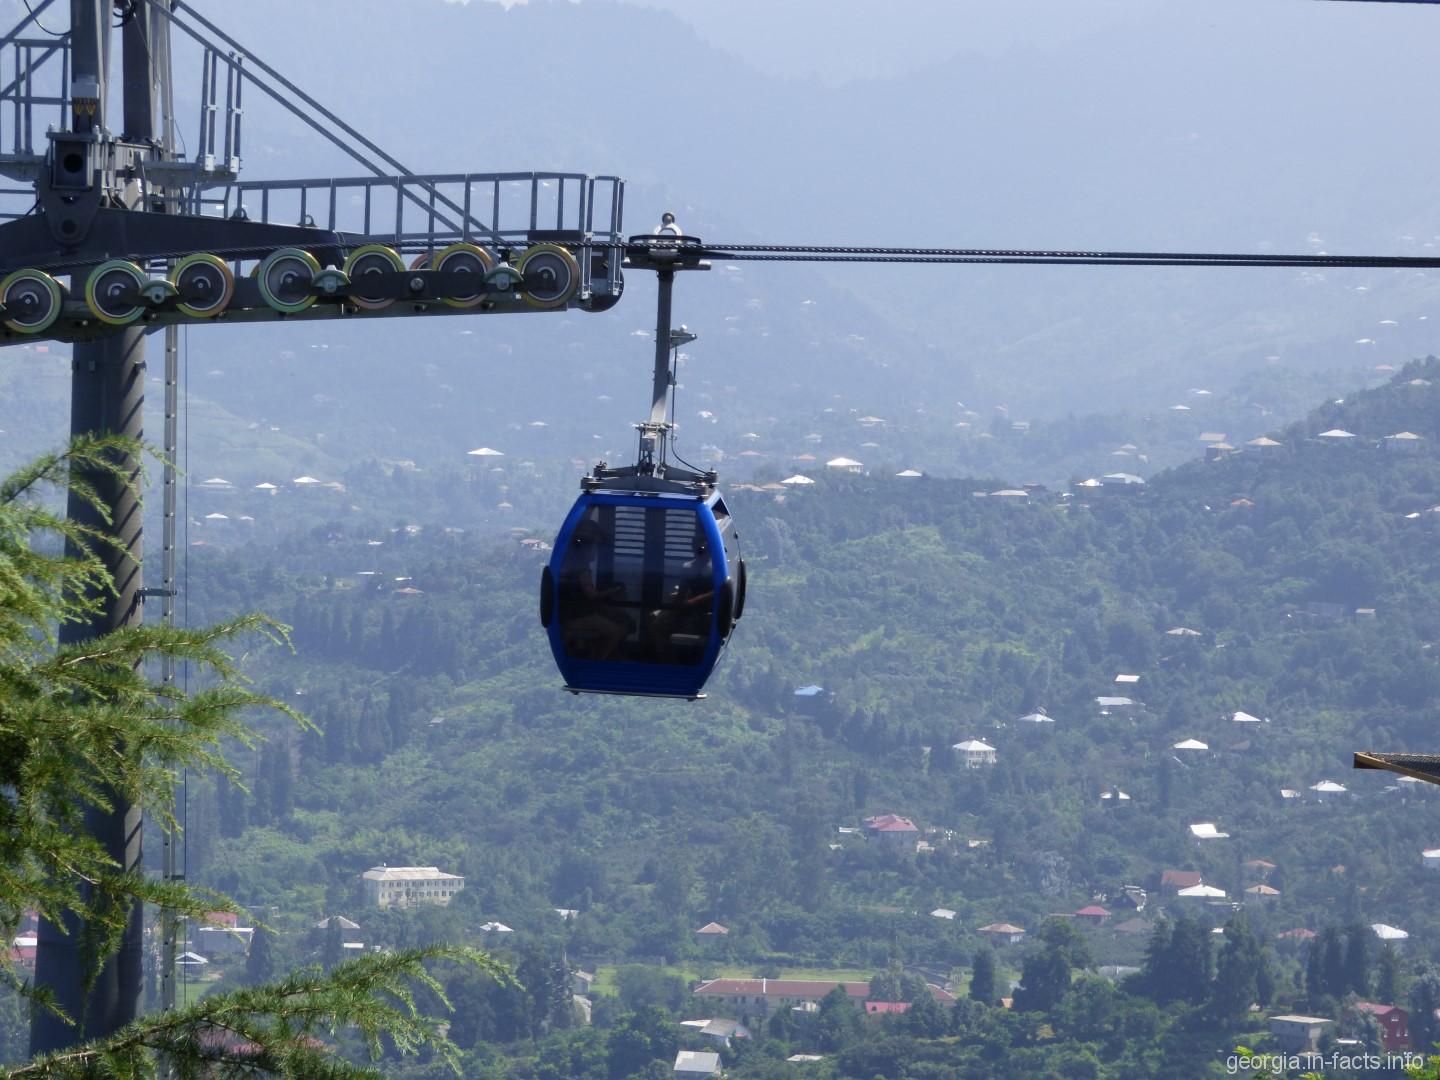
0,441,505,1077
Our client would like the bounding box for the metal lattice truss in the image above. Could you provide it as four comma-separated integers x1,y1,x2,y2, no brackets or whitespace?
0,0,626,342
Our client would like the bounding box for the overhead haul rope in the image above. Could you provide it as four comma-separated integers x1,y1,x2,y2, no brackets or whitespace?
9,240,1440,278
691,243,1440,269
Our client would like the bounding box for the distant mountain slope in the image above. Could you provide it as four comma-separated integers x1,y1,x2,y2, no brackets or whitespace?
5,0,1440,492
179,361,1440,1001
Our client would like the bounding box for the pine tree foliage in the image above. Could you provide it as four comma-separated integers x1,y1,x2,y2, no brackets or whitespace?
0,441,507,1076
9,946,506,1079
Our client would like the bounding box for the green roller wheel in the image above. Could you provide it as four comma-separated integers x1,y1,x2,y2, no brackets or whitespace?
1,269,65,335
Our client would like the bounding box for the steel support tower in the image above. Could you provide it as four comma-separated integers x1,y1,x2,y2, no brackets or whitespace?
3,0,626,1055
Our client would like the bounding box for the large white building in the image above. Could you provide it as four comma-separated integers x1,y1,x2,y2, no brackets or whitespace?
362,865,466,908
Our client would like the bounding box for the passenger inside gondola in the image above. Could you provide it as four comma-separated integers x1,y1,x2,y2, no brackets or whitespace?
557,504,719,666
558,518,631,659
648,544,714,665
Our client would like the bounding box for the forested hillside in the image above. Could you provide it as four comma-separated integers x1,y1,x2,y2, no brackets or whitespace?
8,360,1433,1077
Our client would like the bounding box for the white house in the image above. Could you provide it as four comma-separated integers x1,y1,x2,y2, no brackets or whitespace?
679,1018,750,1049
1014,710,1055,726
1372,923,1409,944
1384,431,1424,454
1309,780,1347,802
1096,696,1136,712
195,925,253,957
977,923,1026,945
1232,711,1264,725
951,739,997,768
1270,1015,1333,1053
1101,472,1146,490
1177,884,1228,900
1189,823,1230,841
1172,738,1209,752
1423,849,1440,872
673,1049,722,1077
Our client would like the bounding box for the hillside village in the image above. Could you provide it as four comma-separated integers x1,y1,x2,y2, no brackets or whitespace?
19,365,1428,1080
22,361,1436,1075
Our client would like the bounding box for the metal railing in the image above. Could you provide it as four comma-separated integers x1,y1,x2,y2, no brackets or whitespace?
209,171,624,252
0,33,68,166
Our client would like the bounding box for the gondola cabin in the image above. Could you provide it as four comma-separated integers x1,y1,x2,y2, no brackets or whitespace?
540,487,745,699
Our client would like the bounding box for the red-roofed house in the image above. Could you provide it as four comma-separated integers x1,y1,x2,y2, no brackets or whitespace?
1159,870,1204,892
1243,859,1277,882
1276,928,1317,942
978,923,1026,945
1075,905,1111,925
863,814,919,848
9,936,37,972
203,911,239,928
1356,1003,1409,1051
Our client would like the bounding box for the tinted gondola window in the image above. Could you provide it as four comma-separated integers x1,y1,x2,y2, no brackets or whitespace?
556,504,715,665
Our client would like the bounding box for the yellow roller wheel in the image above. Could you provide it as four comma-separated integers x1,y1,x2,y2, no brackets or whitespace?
256,248,321,314
84,260,147,325
169,253,234,318
342,243,404,311
1,268,66,335
432,242,496,309
516,242,579,310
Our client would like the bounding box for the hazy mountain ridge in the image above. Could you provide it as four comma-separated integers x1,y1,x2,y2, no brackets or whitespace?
7,0,1440,497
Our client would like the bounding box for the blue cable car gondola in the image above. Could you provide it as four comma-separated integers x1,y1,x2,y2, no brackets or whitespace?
540,485,744,699
539,241,744,699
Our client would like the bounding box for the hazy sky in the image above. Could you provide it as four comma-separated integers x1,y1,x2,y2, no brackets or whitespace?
447,0,1440,93
625,0,1160,82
